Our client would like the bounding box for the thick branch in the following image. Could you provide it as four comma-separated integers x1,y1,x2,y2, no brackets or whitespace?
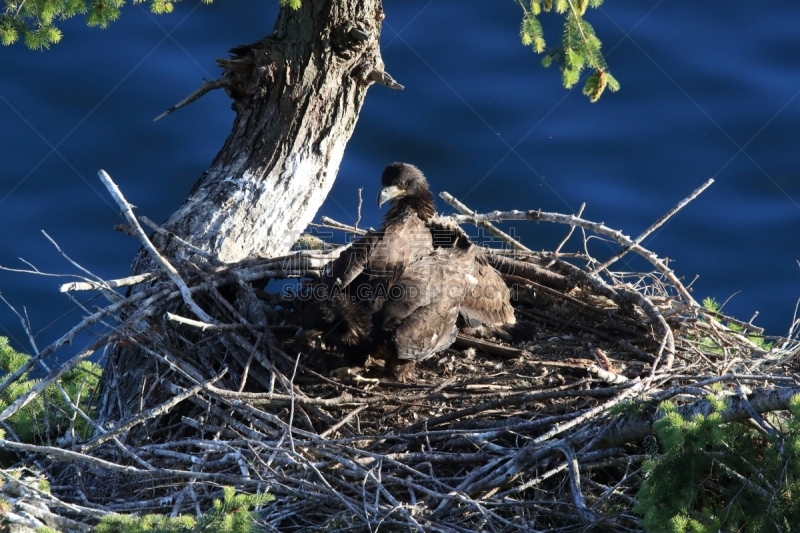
445,208,697,306
598,386,800,449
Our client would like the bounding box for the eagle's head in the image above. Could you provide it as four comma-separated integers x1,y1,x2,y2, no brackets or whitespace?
377,163,436,221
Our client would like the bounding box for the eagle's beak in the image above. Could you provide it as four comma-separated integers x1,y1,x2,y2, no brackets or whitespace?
377,185,404,208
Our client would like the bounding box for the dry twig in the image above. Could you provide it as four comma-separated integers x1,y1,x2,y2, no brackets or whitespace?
1,180,795,532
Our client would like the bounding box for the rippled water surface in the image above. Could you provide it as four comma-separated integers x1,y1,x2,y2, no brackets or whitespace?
1,0,798,357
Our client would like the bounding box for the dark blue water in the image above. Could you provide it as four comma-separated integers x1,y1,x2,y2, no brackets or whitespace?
1,0,799,358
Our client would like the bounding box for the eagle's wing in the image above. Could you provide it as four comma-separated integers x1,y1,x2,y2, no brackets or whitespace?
459,252,516,327
426,217,516,328
323,214,433,290
377,247,477,361
321,232,382,289
302,232,381,366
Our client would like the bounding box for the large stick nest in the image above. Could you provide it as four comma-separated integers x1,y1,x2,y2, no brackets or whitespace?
2,189,799,532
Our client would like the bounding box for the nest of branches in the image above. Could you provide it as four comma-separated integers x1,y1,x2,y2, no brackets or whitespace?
2,174,799,532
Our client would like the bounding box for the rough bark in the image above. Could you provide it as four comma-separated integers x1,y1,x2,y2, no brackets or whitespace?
596,386,800,449
156,0,387,262
98,0,389,421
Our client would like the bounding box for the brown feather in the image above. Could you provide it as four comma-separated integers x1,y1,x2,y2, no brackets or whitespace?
426,217,516,329
321,214,432,290
459,253,516,328
374,246,478,363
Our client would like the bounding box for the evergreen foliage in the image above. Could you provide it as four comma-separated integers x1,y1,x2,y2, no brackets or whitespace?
700,297,772,352
0,0,306,49
3,0,233,50
94,487,274,533
0,337,101,447
517,0,619,101
610,396,648,418
3,0,614,102
633,390,800,532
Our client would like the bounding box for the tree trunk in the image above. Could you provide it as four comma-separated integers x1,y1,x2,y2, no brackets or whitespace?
98,0,391,421
159,0,388,261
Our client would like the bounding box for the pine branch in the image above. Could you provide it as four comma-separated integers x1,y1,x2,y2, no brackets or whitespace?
597,386,800,449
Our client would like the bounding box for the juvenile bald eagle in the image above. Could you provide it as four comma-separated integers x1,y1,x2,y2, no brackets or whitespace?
302,163,519,381
301,163,435,369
